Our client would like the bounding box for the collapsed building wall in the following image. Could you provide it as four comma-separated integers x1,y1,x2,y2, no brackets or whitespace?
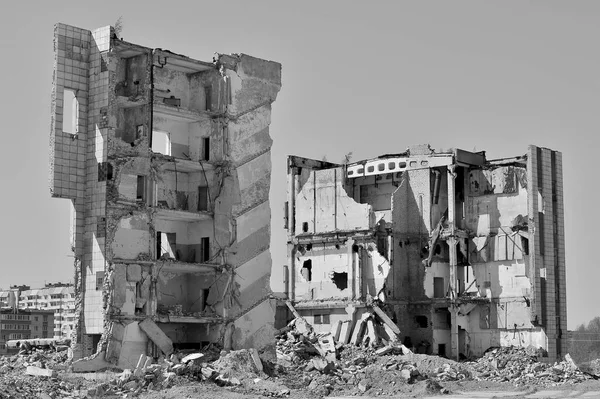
49,23,281,367
285,144,567,361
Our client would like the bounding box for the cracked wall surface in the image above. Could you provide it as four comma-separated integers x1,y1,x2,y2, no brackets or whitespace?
50,23,281,365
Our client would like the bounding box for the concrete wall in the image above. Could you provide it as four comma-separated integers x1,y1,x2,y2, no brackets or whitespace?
294,168,373,235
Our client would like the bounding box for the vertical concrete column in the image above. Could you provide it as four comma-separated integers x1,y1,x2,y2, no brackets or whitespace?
447,165,459,361
288,166,296,238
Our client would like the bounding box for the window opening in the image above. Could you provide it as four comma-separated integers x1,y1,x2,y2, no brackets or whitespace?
63,89,79,134
314,314,330,324
151,131,171,156
205,86,212,111
331,272,348,290
301,260,312,281
302,222,309,233
415,315,428,328
157,232,176,260
98,162,113,181
202,137,210,161
136,176,145,202
198,186,208,211
201,237,210,262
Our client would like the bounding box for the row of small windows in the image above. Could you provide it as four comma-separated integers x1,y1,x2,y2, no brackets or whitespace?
0,315,30,321
347,159,429,176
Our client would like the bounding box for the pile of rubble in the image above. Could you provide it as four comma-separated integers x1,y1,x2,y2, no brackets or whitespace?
466,347,592,386
274,304,595,395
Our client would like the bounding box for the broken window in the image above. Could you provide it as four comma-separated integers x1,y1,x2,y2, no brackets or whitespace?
156,232,176,260
200,237,210,262
136,176,145,202
151,130,171,156
331,272,348,290
98,162,113,181
313,314,330,325
62,89,79,134
415,315,428,328
95,271,104,290
198,186,208,211
202,137,210,161
301,260,312,282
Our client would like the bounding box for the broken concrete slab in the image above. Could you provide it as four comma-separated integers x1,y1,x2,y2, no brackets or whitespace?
26,366,56,377
72,351,116,372
139,318,173,356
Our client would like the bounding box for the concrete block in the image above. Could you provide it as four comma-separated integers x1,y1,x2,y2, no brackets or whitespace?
139,318,173,356
127,264,142,282
72,351,115,372
26,366,56,377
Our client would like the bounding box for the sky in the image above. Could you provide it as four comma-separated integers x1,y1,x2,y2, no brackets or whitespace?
0,1,598,329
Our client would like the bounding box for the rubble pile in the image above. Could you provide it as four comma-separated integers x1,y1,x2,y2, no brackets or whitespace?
274,309,595,395
0,345,75,399
464,347,592,386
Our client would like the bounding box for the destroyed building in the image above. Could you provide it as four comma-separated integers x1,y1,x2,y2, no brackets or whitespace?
284,144,567,361
49,23,281,368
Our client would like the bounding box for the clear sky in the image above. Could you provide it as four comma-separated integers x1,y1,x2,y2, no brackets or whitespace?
0,1,597,329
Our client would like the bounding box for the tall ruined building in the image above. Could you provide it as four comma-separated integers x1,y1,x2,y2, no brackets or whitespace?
49,23,281,366
285,144,567,361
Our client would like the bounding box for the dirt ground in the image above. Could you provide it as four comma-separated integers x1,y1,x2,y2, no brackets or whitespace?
134,379,600,399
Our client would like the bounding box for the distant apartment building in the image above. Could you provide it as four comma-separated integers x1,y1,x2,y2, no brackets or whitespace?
0,283,76,340
0,309,54,355
19,283,76,339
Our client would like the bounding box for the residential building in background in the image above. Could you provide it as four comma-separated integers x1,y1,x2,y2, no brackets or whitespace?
0,283,76,340
19,283,76,339
0,309,54,355
49,23,281,368
285,144,566,361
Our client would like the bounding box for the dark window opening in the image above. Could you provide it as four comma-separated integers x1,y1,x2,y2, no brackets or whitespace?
98,162,113,181
435,244,441,255
388,162,396,170
136,176,145,202
352,244,359,253
301,260,312,281
97,217,106,238
202,137,210,161
331,272,348,290
314,314,330,325
434,277,445,298
205,86,212,111
415,315,428,328
302,222,309,233
201,237,210,262
335,244,340,250
521,236,529,255
357,167,364,174
438,344,446,357
198,186,209,211
367,166,374,173
306,243,312,251
378,163,385,171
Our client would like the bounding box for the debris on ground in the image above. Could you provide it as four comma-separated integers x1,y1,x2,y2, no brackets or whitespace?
0,307,597,398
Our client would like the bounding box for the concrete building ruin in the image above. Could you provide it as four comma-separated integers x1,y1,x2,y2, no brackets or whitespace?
49,23,281,368
285,144,567,361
